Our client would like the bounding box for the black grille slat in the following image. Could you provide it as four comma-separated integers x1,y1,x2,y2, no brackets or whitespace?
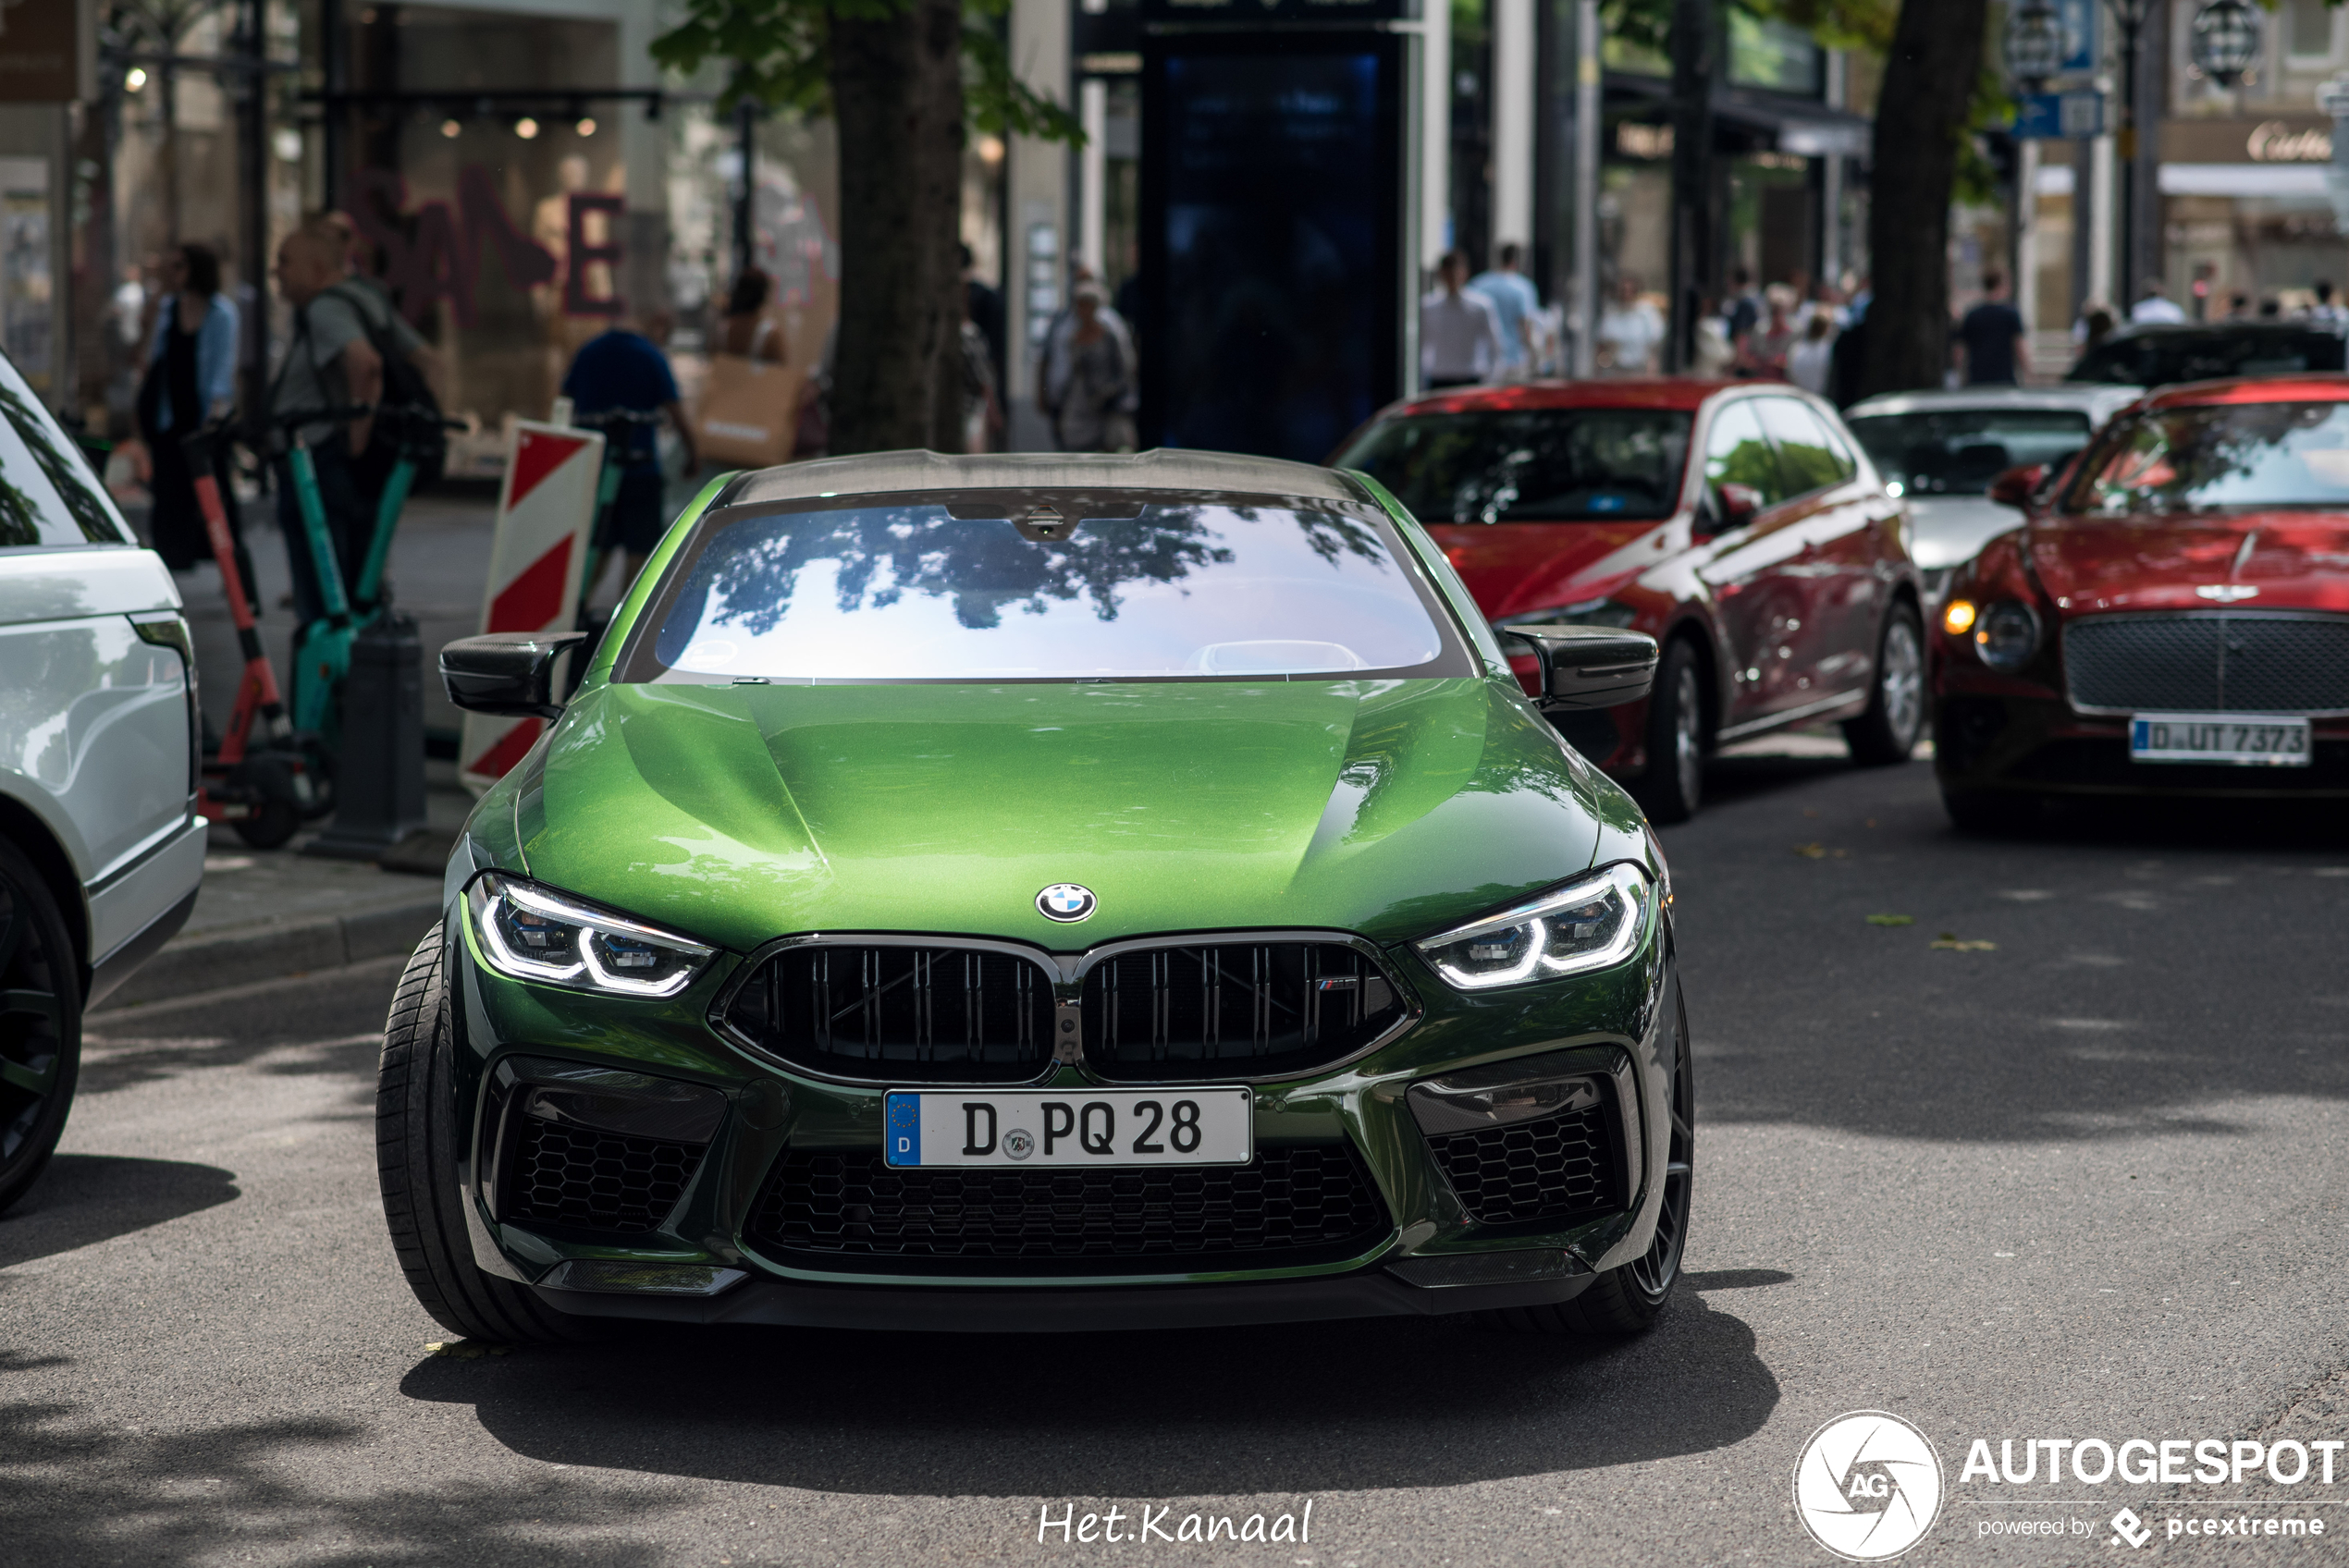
1082,941,1407,1082
750,1143,1391,1272
726,945,1056,1083
502,1118,703,1234
2066,614,2349,714
1428,1103,1619,1228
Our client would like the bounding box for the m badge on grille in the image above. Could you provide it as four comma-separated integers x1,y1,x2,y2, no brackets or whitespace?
1036,883,1097,923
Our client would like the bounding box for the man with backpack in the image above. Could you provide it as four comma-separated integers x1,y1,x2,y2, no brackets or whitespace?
268,217,435,626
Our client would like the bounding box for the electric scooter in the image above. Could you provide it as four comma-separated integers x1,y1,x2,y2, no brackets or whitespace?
570,404,670,623
180,422,326,849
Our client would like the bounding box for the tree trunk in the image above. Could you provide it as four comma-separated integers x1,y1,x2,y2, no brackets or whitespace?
1858,0,1987,398
827,0,967,455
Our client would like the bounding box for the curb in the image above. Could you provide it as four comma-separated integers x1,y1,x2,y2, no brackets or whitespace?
105,897,447,1011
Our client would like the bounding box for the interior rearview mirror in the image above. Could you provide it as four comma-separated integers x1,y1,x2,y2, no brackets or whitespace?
1987,463,2047,508
1498,626,1661,711
440,631,591,721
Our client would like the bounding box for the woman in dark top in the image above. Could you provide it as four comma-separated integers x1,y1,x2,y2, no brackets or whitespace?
137,243,251,591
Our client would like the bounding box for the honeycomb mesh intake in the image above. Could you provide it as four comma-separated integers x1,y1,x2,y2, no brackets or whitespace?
1426,1102,1619,1228
751,1143,1391,1270
501,1116,703,1234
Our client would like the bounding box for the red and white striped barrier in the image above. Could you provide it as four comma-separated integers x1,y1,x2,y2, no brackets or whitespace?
459,420,604,794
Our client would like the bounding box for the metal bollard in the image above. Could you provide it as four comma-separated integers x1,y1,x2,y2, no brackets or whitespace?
304,613,429,860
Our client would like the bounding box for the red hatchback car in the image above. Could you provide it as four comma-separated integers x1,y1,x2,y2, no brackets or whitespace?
1933,375,2349,828
1334,380,1926,818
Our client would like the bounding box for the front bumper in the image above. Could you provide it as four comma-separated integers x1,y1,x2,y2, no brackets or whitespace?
1935,691,2349,799
439,904,1683,1330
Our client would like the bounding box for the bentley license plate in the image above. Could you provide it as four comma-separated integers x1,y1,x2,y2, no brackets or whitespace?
2130,712,2311,766
882,1087,1253,1168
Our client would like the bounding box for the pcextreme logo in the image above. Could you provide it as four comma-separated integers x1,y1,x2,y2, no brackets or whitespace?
1795,1411,1946,1562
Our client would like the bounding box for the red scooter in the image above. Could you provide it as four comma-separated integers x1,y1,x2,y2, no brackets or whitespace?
182,423,328,848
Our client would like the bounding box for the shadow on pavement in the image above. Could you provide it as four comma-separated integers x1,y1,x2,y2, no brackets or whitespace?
400,1292,1778,1496
0,1397,681,1567
1659,757,2349,1144
0,1155,240,1270
79,964,399,1098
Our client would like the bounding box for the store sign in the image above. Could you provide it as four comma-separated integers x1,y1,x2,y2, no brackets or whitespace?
351,165,625,326
2055,0,2097,75
2162,116,2334,165
0,0,87,103
2013,90,2105,141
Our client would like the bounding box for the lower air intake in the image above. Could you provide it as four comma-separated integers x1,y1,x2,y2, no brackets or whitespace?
1426,1102,1619,1228
500,1117,703,1234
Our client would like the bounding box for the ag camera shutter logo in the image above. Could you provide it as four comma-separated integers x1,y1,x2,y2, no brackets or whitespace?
1793,1411,1944,1561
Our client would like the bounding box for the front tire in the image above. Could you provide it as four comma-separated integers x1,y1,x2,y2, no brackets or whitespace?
0,839,80,1216
376,925,598,1344
1635,639,1708,823
1486,979,1692,1336
1843,599,1925,766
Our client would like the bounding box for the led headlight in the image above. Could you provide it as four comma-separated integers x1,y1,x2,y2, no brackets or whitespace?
1414,863,1653,991
1973,600,2040,672
467,873,716,998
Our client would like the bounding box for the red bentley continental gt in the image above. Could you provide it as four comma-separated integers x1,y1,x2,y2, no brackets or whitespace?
1933,375,2349,829
1335,380,1926,819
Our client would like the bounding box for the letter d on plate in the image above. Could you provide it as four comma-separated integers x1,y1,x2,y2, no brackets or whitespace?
884,1093,923,1166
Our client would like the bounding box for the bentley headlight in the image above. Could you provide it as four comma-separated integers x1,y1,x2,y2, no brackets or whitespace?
1414,863,1653,990
1973,600,2040,672
467,873,716,998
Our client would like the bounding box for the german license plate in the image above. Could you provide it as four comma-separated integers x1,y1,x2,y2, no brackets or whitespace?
882,1087,1253,1168
2130,712,2311,766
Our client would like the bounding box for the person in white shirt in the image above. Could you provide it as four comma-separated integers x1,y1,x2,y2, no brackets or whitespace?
2305,279,2346,324
1420,251,1506,387
1596,275,1666,375
2130,278,2187,325
1787,311,1836,393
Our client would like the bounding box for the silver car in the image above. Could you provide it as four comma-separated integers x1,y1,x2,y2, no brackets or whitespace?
0,347,205,1212
1842,384,2143,601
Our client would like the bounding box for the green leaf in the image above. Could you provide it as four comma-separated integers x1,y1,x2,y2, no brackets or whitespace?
1864,913,1913,926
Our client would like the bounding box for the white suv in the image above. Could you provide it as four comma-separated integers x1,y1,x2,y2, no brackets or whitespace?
0,348,205,1212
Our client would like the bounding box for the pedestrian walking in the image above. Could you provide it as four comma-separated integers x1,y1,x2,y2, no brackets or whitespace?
1595,275,1666,376
135,243,252,590
1420,251,1506,388
1049,282,1136,453
718,269,789,363
1787,312,1837,395
1466,243,1542,378
562,317,699,594
2131,278,2187,325
1953,270,2028,386
1740,286,1799,379
2307,280,2346,325
1038,260,1135,444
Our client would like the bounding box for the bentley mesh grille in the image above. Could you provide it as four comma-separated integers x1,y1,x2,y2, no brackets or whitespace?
1425,1102,1619,1228
750,1143,1392,1272
1078,941,1409,1082
500,1117,702,1234
723,945,1056,1083
2065,614,2349,714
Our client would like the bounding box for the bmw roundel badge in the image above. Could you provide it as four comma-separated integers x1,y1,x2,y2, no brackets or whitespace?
1037,883,1097,923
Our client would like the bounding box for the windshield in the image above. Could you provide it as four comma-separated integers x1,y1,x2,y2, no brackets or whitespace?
2061,400,2349,514
2068,330,2345,387
621,492,1464,682
1845,409,2092,496
1334,409,1692,524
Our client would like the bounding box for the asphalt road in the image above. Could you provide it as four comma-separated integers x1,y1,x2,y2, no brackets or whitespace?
7,749,2348,1567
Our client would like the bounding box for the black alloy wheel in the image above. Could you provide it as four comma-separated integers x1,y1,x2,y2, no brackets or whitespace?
1636,639,1707,823
1844,599,1926,766
377,925,601,1345
1486,976,1692,1336
0,839,81,1216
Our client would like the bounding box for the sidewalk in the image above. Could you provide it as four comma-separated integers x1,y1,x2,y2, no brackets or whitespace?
98,760,477,1013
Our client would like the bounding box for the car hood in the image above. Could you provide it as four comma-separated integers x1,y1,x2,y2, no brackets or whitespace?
1426,521,1665,618
1902,495,2023,571
2025,510,2349,614
510,677,1609,955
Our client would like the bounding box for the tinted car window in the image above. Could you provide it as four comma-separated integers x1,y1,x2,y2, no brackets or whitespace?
0,350,132,546
2064,399,2349,514
625,493,1465,682
1703,400,1785,506
1335,409,1692,524
2069,328,2347,388
1755,398,1847,496
1846,408,2093,495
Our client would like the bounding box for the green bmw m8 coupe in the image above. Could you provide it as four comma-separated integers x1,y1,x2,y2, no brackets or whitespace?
387,449,1691,1341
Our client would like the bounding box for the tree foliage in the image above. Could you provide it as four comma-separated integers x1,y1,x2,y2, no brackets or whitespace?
651,0,1080,145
